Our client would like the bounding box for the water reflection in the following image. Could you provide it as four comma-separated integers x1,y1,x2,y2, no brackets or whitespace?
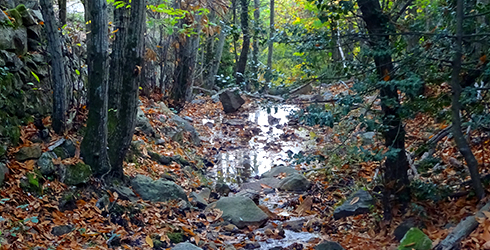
211,105,313,184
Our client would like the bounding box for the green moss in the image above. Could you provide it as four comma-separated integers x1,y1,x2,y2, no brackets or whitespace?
53,146,67,159
20,170,43,194
6,9,22,27
64,163,92,185
167,232,183,243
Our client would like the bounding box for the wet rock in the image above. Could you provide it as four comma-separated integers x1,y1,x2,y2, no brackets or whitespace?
314,241,345,250
131,174,188,202
135,107,155,137
399,228,432,250
0,26,16,51
241,178,281,192
282,219,306,232
62,163,92,185
333,189,373,220
236,189,260,205
51,225,74,236
220,90,245,113
207,196,268,228
278,174,311,192
285,243,303,250
0,162,8,186
172,242,203,250
37,152,56,176
268,115,280,125
262,166,298,178
223,223,239,233
16,145,42,161
215,183,231,196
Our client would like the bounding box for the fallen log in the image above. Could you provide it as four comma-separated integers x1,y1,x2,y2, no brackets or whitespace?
434,200,490,250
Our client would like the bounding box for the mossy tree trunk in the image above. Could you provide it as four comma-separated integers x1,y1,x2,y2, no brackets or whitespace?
107,0,146,179
80,0,111,176
40,0,67,135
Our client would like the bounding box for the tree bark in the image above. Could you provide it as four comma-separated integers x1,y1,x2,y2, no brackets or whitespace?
235,0,250,86
40,0,67,135
59,0,66,25
357,0,410,220
107,0,146,179
81,0,110,176
265,0,274,84
450,0,485,199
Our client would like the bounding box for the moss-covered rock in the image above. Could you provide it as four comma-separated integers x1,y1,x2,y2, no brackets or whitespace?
63,163,92,185
20,170,43,194
6,8,22,27
398,228,432,250
16,145,42,161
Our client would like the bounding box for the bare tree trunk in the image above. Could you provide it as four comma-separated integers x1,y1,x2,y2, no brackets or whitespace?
358,0,410,220
450,0,485,199
109,1,128,113
265,0,274,85
40,0,67,135
251,0,260,91
206,17,228,89
81,0,110,176
107,0,146,179
235,0,250,87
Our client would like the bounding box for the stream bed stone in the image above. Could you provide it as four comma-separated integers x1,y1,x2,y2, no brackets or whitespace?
207,196,268,228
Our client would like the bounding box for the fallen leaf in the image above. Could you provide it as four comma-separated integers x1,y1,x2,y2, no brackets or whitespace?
350,197,360,205
146,235,154,247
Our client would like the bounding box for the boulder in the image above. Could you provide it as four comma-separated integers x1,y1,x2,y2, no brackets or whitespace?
62,163,92,185
131,174,188,202
169,114,201,146
236,189,260,204
172,242,203,250
0,162,8,186
278,174,310,192
16,145,42,161
12,26,28,55
111,185,138,202
282,219,306,232
240,178,281,192
261,165,298,178
333,189,374,220
189,188,210,209
37,152,56,176
219,90,245,113
52,139,76,159
1,51,24,71
135,107,155,137
314,241,345,250
207,196,268,228
215,183,231,196
398,228,432,250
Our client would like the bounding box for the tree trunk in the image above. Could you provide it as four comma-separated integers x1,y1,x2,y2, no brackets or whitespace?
450,0,485,199
59,0,66,25
206,22,227,90
358,0,410,220
251,0,260,91
265,0,274,84
235,0,250,86
40,0,67,135
107,0,146,179
81,0,110,176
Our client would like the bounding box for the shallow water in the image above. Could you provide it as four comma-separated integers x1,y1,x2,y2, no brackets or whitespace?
208,105,315,184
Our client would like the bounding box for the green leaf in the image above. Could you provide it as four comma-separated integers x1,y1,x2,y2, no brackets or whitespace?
31,71,40,83
75,69,80,75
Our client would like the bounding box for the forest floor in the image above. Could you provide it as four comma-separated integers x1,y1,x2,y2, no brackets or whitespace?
1,83,490,249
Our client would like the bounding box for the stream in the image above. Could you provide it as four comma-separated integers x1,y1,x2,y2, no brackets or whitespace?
202,103,323,249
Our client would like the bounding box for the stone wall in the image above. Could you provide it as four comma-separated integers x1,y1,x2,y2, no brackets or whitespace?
0,2,51,156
